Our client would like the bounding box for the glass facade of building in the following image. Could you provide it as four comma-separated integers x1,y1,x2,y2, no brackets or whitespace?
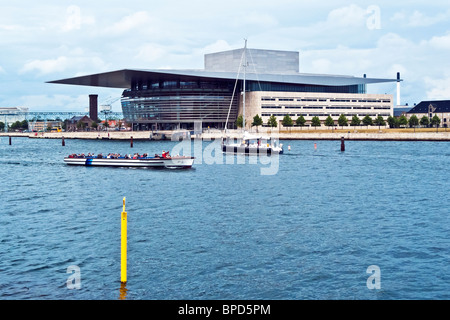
122,79,367,130
121,80,239,130
247,81,365,94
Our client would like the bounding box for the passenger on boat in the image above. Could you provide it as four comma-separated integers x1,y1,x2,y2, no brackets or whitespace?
162,150,170,158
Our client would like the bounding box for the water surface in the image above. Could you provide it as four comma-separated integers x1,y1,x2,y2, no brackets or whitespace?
0,137,448,299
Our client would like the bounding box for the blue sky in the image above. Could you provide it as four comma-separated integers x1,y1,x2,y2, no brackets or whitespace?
1,0,450,112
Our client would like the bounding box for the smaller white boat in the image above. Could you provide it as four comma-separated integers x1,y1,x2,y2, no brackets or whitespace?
222,132,283,155
221,40,283,156
64,153,194,169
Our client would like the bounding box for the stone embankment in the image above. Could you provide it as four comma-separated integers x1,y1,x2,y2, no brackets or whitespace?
1,129,450,141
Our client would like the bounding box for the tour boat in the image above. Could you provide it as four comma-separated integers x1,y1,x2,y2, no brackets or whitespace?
64,154,195,169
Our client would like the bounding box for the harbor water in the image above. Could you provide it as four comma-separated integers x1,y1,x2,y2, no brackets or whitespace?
0,137,448,300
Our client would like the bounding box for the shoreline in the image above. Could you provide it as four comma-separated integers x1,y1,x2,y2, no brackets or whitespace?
1,129,450,141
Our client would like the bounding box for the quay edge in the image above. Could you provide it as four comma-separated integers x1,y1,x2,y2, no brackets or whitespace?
1,130,450,141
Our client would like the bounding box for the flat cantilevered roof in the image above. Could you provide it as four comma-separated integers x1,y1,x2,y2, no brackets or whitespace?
48,69,398,89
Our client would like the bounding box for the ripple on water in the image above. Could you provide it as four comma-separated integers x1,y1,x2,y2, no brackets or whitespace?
0,138,449,299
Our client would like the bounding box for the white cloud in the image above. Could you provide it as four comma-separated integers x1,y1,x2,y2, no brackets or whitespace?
231,12,278,29
2,1,450,111
107,11,152,34
326,4,367,28
0,24,22,31
20,56,108,76
15,94,83,111
309,58,332,74
427,33,450,50
376,32,413,51
201,40,233,54
425,77,450,100
135,44,166,63
391,9,450,27
20,57,69,75
14,92,122,112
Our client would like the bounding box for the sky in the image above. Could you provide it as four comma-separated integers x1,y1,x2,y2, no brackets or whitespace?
1,0,450,112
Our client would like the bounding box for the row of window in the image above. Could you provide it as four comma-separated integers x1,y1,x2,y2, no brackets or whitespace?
261,113,391,117
247,82,364,94
128,80,234,91
261,97,391,103
262,105,392,110
122,92,238,122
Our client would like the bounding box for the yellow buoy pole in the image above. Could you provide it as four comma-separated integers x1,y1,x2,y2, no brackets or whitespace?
121,197,127,284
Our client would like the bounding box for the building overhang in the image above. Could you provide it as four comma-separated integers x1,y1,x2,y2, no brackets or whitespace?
48,69,398,89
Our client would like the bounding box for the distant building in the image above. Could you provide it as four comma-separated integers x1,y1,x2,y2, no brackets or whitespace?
30,120,63,132
50,46,399,131
0,107,29,124
65,115,95,131
393,105,412,117
407,100,450,127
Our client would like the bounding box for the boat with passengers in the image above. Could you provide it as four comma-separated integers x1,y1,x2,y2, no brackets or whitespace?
64,151,194,169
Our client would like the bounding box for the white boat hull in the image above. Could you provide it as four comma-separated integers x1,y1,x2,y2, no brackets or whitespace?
221,134,283,155
222,145,283,155
64,157,194,169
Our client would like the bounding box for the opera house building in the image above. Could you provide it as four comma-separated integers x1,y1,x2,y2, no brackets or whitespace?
49,46,398,131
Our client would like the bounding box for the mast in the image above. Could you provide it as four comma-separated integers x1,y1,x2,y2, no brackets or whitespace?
223,39,247,132
243,39,247,132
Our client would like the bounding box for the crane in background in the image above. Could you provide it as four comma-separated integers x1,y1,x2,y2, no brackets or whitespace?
100,96,121,121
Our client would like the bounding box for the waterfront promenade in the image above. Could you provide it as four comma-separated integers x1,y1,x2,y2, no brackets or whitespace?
1,128,450,141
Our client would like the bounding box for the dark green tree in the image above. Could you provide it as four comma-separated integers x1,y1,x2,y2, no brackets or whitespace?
351,115,361,126
398,114,408,127
408,115,419,128
387,115,398,128
10,121,22,130
325,115,334,128
235,115,244,128
431,115,441,128
267,115,277,128
282,114,293,127
362,115,373,127
311,116,321,129
374,115,386,129
296,115,306,127
252,114,263,129
337,114,348,128
420,115,430,127
20,120,29,130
